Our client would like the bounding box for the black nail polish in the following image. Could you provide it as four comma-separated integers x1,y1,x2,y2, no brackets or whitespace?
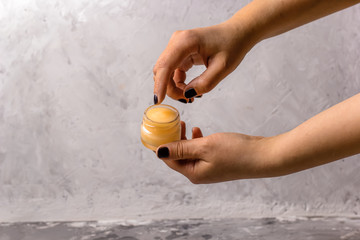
178,99,187,104
154,95,158,105
157,147,169,158
188,98,193,103
195,95,202,98
185,88,197,99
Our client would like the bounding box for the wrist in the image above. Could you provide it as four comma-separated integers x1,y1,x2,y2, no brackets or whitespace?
256,133,296,177
223,15,262,50
224,1,271,45
263,130,317,177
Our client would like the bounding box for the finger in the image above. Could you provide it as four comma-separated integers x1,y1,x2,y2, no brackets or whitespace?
156,138,202,161
153,31,199,104
166,69,190,102
153,68,173,104
161,55,193,103
173,69,190,103
184,55,227,99
173,69,187,90
181,121,187,140
177,53,204,71
192,127,203,139
177,55,195,73
166,75,186,102
169,56,198,102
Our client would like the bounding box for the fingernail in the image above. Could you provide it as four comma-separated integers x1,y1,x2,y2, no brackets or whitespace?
195,95,202,98
154,94,158,105
188,98,193,103
185,88,197,99
178,99,187,104
157,147,169,158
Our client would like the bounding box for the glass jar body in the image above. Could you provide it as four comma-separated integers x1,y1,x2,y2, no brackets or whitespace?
140,104,181,151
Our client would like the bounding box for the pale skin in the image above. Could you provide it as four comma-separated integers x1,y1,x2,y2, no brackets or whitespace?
152,0,360,184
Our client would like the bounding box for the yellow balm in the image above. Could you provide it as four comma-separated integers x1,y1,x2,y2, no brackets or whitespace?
146,106,177,123
141,104,181,151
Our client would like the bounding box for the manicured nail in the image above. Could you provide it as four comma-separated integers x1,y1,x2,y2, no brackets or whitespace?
157,147,169,158
178,99,187,104
185,88,197,99
195,95,202,98
188,98,193,103
154,94,158,105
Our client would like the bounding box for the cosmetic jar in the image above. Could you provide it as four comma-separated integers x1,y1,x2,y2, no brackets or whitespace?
141,104,181,151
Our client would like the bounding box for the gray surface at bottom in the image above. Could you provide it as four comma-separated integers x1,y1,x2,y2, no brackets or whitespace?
0,217,359,240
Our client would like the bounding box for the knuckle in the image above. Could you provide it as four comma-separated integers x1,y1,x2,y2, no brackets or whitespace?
171,30,190,40
218,56,229,69
213,55,230,75
154,78,161,90
171,30,183,39
196,137,211,156
171,30,199,47
154,58,168,70
175,141,185,159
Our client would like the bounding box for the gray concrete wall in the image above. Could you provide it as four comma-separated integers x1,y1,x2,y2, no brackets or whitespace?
0,0,359,222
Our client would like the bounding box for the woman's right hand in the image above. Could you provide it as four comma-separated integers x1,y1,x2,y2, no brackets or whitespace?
153,20,258,104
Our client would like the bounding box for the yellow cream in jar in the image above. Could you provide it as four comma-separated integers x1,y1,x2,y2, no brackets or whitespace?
141,104,181,151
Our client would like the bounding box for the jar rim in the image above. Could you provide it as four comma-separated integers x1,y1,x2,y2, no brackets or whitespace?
144,104,179,124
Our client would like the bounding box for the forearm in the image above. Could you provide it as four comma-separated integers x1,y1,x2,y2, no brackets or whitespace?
269,93,360,175
227,0,360,42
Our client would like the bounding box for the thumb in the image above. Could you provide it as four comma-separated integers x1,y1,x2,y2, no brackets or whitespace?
184,55,227,98
156,138,202,160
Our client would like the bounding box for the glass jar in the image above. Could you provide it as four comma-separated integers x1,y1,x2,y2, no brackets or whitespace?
141,104,181,151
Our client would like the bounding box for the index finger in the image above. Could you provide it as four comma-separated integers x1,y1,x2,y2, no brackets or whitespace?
153,30,200,104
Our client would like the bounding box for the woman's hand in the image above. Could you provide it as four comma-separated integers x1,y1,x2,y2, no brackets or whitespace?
152,0,359,105
157,92,360,184
156,121,279,184
153,22,258,104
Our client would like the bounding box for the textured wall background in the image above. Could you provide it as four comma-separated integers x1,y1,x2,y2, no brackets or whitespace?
0,0,359,222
